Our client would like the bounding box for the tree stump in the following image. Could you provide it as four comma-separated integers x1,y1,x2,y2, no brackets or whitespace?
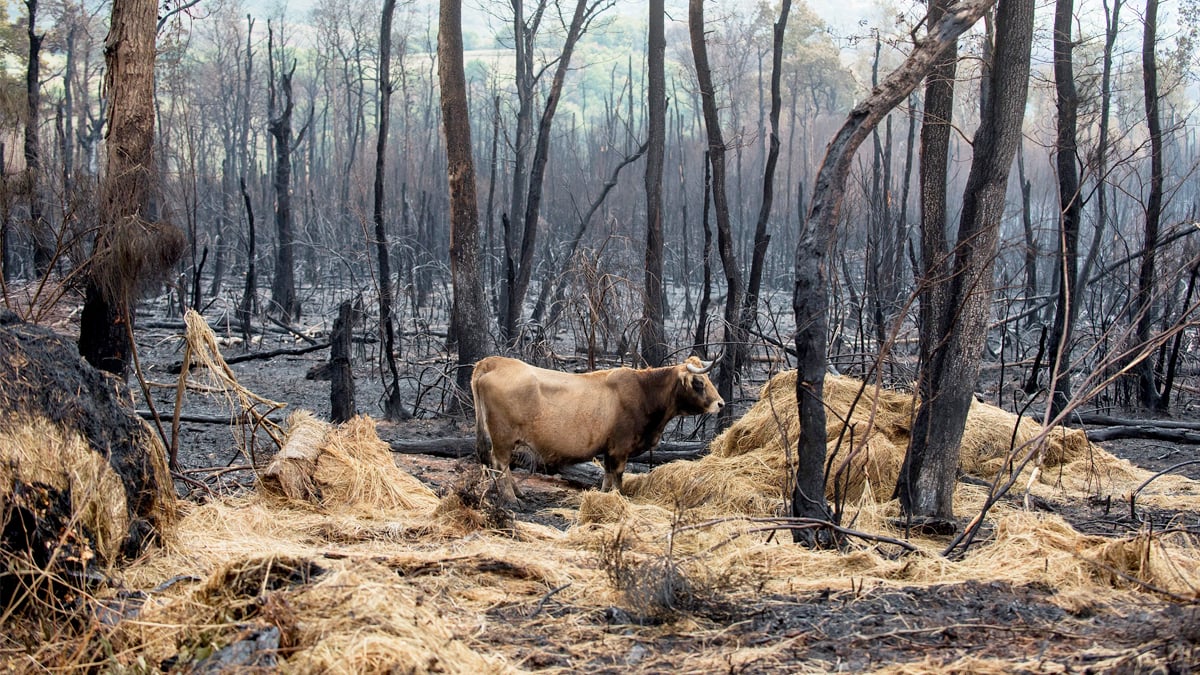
330,300,356,423
0,311,176,606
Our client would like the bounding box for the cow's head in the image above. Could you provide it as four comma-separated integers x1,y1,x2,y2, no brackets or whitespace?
676,356,725,415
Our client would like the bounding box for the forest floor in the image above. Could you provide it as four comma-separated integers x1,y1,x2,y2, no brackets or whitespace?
109,305,1200,673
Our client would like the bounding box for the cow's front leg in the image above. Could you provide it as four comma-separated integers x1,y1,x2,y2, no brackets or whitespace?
602,453,628,494
500,466,521,503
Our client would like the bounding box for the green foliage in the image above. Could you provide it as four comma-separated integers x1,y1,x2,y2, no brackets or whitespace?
782,1,856,113
0,0,25,130
1165,0,1200,93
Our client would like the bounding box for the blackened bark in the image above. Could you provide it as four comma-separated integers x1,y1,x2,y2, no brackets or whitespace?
268,24,300,324
439,0,493,397
897,0,1035,523
1161,264,1198,409
237,177,256,343
1,144,9,282
505,0,596,341
1017,144,1038,323
1136,0,1163,411
485,95,500,308
1079,0,1121,293
740,0,790,364
690,0,744,415
61,21,76,195
693,151,714,354
375,0,406,421
641,0,667,367
915,0,958,380
794,0,999,536
330,300,356,423
80,0,165,378
1047,0,1082,417
24,0,51,275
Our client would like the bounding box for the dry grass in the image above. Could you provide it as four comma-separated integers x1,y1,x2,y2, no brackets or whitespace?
626,371,1200,515
7,368,1199,671
0,418,130,568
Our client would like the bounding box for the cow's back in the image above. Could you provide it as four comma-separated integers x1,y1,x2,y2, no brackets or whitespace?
472,357,623,465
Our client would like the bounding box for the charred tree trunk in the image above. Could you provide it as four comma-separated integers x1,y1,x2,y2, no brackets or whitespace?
237,177,256,343
268,24,300,324
690,0,745,415
1160,263,1198,409
897,0,1034,525
1,144,10,282
1136,0,1163,411
80,0,182,377
913,0,959,385
61,21,76,196
1046,0,1082,417
374,0,406,420
693,151,714,353
794,0,999,537
439,0,492,398
504,0,596,341
1079,0,1121,293
24,0,51,276
739,0,790,364
640,0,667,367
1017,144,1038,324
500,0,536,337
485,95,500,311
330,300,356,423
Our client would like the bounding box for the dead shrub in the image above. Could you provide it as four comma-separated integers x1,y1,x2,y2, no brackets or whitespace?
599,527,697,621
435,462,514,532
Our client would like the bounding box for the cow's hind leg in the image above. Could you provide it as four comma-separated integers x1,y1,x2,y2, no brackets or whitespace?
601,453,628,494
488,439,522,503
475,429,493,467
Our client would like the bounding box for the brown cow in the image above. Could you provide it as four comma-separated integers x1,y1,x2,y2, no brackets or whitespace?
470,355,724,502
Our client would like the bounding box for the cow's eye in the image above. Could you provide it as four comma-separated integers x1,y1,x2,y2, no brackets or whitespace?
692,378,705,392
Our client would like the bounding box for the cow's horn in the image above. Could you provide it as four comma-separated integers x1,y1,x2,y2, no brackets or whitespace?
687,358,715,375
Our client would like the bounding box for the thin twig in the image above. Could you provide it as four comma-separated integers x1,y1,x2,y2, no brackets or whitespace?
673,516,920,554
528,583,572,619
1132,460,1200,501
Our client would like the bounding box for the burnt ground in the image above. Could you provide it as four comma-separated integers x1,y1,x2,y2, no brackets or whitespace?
124,316,1200,673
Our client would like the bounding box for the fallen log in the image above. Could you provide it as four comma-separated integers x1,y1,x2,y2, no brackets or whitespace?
167,341,331,373
387,436,708,465
138,410,283,425
1086,425,1200,444
1069,413,1200,432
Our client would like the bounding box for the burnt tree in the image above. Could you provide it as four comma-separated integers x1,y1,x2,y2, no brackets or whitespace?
1135,0,1163,411
690,0,744,414
739,0,791,366
267,23,303,324
79,0,183,377
439,0,492,397
792,0,999,535
374,0,406,420
897,0,1035,525
1046,0,1082,417
24,0,50,275
502,0,608,341
640,0,667,367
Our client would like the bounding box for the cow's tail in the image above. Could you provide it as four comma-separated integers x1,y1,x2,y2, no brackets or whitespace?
470,360,492,467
